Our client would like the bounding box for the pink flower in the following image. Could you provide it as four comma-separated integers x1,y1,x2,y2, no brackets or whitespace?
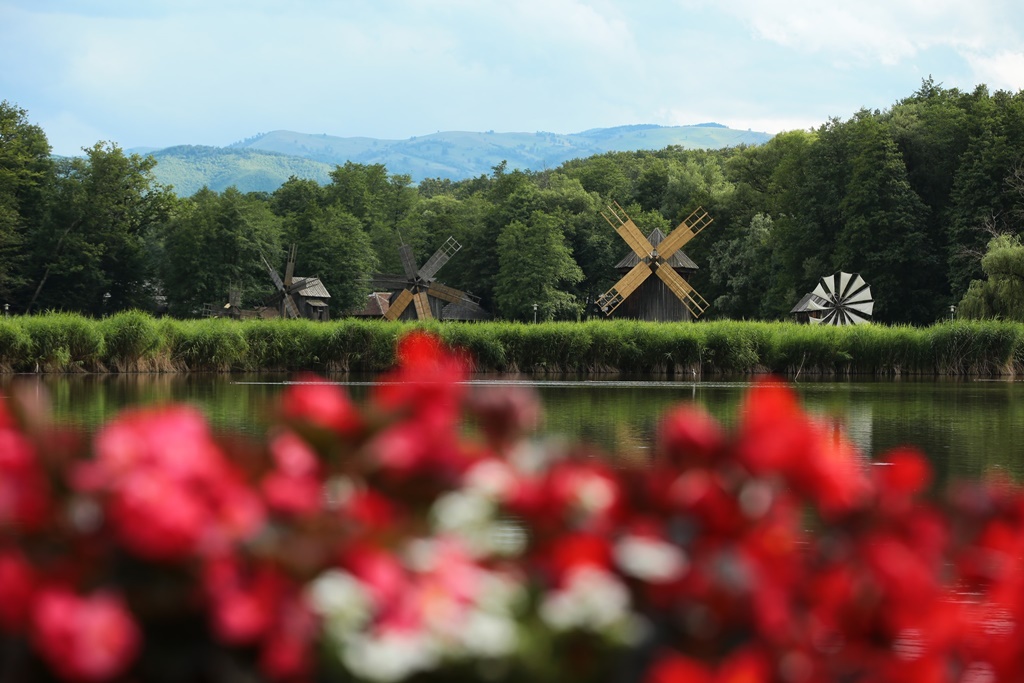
83,405,264,560
281,375,364,437
31,587,140,682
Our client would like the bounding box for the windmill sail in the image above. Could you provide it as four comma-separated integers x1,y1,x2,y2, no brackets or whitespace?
807,272,874,326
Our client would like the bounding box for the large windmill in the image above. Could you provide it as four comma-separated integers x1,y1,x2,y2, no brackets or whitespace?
596,202,713,321
369,237,486,321
261,244,331,321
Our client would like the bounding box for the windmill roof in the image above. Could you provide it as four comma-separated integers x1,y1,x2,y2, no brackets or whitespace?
292,277,331,299
790,292,829,314
441,299,491,321
614,228,699,270
349,292,391,317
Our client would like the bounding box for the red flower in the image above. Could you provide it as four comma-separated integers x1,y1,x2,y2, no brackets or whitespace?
373,331,468,428
281,375,364,437
261,430,323,517
737,381,871,518
0,427,50,530
646,652,714,683
31,587,140,683
658,404,726,464
0,548,35,631
547,532,613,584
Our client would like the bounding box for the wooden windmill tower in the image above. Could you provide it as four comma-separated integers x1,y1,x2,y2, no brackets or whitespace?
369,237,487,321
596,202,713,321
261,244,331,321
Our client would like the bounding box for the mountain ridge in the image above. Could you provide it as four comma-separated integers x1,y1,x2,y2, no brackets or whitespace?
143,123,773,196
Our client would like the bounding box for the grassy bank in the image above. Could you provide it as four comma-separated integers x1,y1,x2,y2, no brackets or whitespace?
2,312,1023,377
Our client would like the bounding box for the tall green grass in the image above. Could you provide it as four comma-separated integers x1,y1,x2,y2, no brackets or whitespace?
3,313,1024,377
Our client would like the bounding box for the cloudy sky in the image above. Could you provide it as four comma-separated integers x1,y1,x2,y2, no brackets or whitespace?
2,0,1022,157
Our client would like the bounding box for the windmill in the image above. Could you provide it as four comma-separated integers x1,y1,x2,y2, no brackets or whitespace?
792,271,873,325
262,244,331,321
369,237,485,321
596,202,713,320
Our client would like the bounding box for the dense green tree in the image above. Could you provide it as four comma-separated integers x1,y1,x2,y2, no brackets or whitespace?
709,213,776,319
835,117,937,323
494,211,583,321
959,234,1024,320
24,143,173,314
0,102,52,307
161,187,281,316
300,204,378,315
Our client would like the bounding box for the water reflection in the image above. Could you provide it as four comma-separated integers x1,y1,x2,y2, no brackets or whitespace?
3,374,1023,484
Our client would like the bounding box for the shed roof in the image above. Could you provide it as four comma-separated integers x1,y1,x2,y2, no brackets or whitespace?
292,277,331,299
349,292,391,317
614,227,698,271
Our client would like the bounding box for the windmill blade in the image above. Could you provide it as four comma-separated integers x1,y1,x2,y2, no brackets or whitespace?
654,265,710,318
262,253,285,292
399,244,419,280
369,274,413,290
658,207,713,259
417,237,461,281
383,289,414,321
602,202,655,260
413,290,433,320
281,294,300,319
284,243,296,287
596,261,654,316
427,281,472,304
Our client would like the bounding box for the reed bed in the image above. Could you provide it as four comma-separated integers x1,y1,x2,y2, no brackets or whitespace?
3,313,1024,377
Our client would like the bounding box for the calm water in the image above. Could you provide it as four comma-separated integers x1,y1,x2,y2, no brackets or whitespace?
3,373,1023,484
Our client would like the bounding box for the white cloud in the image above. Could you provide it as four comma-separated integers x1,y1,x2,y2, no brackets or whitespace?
698,0,1021,66
965,51,1024,92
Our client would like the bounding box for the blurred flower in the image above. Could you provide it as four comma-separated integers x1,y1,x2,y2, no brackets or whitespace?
31,587,140,683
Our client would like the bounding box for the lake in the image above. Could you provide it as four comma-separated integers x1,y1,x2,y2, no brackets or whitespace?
3,373,1023,485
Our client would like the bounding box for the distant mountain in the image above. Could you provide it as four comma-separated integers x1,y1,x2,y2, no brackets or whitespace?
147,124,773,196
147,146,335,196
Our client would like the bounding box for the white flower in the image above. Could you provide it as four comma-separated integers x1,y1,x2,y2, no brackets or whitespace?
539,566,631,633
459,609,518,658
614,535,689,584
306,569,373,639
342,631,441,683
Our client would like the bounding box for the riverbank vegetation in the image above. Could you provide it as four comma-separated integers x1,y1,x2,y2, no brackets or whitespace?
3,311,1024,377
3,79,1024,325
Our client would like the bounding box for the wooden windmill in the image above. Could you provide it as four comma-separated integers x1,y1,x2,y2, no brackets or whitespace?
369,237,486,321
596,202,713,321
262,244,331,320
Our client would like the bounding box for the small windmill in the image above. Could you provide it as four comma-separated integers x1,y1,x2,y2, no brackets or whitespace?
596,202,713,320
792,271,873,325
262,244,331,320
369,237,484,321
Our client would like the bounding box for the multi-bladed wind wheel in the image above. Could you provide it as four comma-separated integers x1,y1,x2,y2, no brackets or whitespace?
806,271,874,326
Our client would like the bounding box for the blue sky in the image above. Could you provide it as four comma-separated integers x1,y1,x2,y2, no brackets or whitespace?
2,0,1022,157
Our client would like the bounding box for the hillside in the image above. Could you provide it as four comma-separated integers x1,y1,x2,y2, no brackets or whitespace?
148,146,335,196
148,123,773,196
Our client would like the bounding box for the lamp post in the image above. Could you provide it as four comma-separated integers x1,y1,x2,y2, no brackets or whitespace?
949,304,956,322
3,303,7,317
533,303,538,324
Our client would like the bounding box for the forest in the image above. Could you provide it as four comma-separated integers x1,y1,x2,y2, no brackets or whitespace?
2,78,1023,326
